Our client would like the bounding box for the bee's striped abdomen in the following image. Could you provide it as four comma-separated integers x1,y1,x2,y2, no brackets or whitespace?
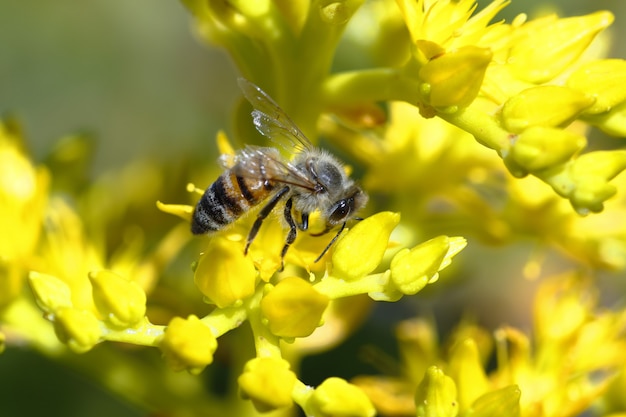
191,170,275,235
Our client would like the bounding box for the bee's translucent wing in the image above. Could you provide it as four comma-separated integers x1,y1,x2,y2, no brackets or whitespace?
237,77,313,154
232,146,318,191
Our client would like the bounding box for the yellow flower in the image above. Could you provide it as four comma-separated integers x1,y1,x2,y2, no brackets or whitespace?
305,377,376,417
159,315,217,374
418,45,492,108
390,235,467,296
501,86,594,133
507,12,613,84
353,273,626,416
415,366,458,417
261,277,329,338
28,272,73,315
194,235,258,308
508,126,587,172
0,120,49,307
238,357,297,412
331,211,400,280
53,307,101,354
88,270,147,328
397,0,510,48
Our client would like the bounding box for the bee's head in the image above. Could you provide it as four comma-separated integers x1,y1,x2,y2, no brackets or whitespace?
325,186,368,227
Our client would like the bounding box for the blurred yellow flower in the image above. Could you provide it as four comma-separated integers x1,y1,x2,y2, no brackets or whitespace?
353,273,626,416
0,120,49,307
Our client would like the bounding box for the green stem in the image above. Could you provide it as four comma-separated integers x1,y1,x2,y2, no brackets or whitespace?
438,105,511,157
245,285,282,358
314,271,389,299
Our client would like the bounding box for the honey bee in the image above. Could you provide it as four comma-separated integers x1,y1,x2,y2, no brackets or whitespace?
191,78,368,265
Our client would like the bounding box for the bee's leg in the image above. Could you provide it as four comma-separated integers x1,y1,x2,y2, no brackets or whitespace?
299,212,309,231
244,186,290,255
314,222,347,263
279,198,298,270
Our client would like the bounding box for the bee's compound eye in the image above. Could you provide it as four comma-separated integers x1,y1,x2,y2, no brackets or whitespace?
328,197,354,224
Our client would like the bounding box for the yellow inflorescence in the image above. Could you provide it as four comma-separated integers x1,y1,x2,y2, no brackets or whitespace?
2,1,626,417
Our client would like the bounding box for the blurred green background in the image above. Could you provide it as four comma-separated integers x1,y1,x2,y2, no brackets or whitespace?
1,1,625,416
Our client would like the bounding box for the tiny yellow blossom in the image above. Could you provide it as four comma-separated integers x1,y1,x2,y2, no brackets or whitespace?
88,270,147,328
306,377,376,417
565,150,626,213
397,0,509,48
260,277,329,338
28,271,73,314
159,315,217,374
54,307,101,354
194,236,257,308
238,357,297,412
588,100,626,137
332,211,400,280
508,126,587,172
501,86,594,133
415,366,458,417
567,59,626,115
390,235,467,296
418,45,492,108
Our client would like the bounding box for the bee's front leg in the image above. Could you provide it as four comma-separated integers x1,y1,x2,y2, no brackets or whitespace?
245,186,289,255
279,198,297,270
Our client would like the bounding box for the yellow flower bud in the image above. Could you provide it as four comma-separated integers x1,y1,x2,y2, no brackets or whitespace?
88,270,147,328
508,11,614,83
569,151,626,213
448,339,490,410
509,127,586,172
418,46,492,108
159,315,217,374
332,212,400,280
501,86,594,133
238,357,297,412
567,59,626,115
307,377,376,417
585,100,626,137
28,271,73,314
54,307,101,353
467,385,521,417
415,366,458,417
194,237,257,308
390,236,467,296
261,277,329,338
